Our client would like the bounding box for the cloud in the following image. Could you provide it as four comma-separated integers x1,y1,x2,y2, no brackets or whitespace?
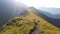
17,0,60,8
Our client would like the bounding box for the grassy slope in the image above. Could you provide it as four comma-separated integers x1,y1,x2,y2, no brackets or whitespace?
27,8,60,34
0,8,60,34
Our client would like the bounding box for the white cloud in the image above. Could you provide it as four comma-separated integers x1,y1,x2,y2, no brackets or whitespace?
15,0,60,8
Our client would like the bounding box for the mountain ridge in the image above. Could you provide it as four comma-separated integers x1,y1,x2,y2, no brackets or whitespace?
0,7,60,34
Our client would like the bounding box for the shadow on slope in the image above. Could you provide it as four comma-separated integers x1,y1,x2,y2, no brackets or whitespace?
38,10,60,28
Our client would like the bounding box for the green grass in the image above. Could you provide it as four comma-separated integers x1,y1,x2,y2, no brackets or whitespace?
0,16,35,34
0,8,60,34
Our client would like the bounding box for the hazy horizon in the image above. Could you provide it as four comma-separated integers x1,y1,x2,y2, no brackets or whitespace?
16,0,60,14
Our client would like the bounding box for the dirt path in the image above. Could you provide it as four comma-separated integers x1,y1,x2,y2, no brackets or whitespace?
29,21,41,34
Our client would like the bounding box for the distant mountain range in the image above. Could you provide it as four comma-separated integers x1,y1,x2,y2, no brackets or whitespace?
38,7,60,18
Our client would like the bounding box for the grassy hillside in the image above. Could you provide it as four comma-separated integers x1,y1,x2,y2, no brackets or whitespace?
0,7,60,34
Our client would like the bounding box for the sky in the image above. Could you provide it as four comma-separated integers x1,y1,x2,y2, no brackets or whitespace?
15,0,60,8
14,0,60,14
